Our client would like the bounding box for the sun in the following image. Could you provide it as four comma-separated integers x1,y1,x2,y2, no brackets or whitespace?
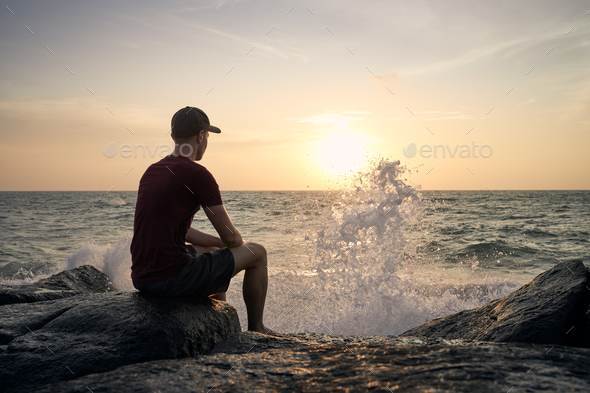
317,134,368,175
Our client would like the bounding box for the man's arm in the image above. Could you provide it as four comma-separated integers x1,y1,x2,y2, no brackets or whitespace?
204,204,244,248
186,227,225,248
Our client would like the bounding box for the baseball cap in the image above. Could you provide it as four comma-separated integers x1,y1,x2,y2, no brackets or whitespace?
171,106,221,138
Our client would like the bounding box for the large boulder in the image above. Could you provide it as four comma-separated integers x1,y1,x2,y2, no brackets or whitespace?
31,337,590,392
0,291,241,393
401,260,590,347
0,265,113,305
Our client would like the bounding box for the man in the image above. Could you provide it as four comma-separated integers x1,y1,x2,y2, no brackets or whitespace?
130,106,275,334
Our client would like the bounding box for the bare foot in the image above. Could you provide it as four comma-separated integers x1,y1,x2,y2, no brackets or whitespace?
250,326,287,337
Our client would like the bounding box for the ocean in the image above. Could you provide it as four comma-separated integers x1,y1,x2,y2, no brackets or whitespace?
1,160,588,335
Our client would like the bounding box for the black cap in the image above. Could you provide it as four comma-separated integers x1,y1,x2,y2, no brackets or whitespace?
171,106,221,138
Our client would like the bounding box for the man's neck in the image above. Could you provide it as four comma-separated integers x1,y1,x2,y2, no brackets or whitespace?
171,150,196,161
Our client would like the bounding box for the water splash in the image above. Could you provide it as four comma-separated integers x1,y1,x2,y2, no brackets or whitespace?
64,233,134,291
0,234,134,291
227,158,520,335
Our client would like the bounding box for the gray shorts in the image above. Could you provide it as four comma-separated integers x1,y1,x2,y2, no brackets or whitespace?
133,246,235,297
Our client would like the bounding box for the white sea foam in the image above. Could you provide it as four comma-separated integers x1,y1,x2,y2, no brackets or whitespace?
62,233,134,291
0,235,134,291
105,196,127,206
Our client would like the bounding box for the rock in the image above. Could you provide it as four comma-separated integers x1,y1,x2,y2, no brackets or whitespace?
401,260,590,347
31,339,590,392
290,332,481,347
0,265,113,306
0,291,241,393
211,331,316,354
210,331,486,356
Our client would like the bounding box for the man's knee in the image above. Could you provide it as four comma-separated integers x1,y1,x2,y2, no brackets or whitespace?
230,242,267,275
245,242,266,260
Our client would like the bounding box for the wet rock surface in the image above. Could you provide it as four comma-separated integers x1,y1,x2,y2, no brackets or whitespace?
32,338,590,393
401,260,590,347
0,265,113,305
211,330,317,354
210,331,486,356
0,291,241,393
4,261,590,392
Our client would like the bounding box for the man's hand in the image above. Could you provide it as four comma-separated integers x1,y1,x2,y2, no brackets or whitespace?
204,204,244,248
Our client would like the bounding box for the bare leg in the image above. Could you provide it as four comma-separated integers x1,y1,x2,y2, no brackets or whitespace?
192,242,279,334
241,251,268,331
229,242,276,333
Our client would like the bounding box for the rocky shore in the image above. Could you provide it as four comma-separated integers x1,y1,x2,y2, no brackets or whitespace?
1,261,589,392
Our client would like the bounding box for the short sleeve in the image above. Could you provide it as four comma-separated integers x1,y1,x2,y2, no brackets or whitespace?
194,167,223,207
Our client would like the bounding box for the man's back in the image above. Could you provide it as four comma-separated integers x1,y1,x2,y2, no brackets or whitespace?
130,154,222,284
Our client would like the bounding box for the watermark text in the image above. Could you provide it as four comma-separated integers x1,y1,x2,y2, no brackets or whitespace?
403,141,493,158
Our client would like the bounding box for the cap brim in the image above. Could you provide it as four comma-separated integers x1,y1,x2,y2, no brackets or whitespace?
207,125,221,134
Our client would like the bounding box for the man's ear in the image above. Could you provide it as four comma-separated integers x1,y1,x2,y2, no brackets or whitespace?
197,130,205,143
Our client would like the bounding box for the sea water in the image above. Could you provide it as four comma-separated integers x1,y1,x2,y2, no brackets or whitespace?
1,159,588,334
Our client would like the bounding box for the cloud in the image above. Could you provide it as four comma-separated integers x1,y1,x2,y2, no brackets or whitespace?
388,110,481,121
371,72,399,84
197,25,311,62
399,24,590,76
114,8,311,62
518,99,535,106
418,111,460,115
0,99,168,141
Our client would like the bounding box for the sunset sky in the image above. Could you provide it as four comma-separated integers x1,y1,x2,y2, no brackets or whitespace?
1,0,589,191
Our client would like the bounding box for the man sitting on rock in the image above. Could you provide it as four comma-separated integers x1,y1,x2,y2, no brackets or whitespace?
130,106,276,335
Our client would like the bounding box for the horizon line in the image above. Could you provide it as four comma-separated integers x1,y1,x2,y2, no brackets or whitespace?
1,189,589,192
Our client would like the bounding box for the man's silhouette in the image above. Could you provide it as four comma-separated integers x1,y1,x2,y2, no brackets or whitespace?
131,106,275,334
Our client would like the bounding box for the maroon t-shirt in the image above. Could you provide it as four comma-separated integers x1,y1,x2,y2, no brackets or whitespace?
130,155,223,284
